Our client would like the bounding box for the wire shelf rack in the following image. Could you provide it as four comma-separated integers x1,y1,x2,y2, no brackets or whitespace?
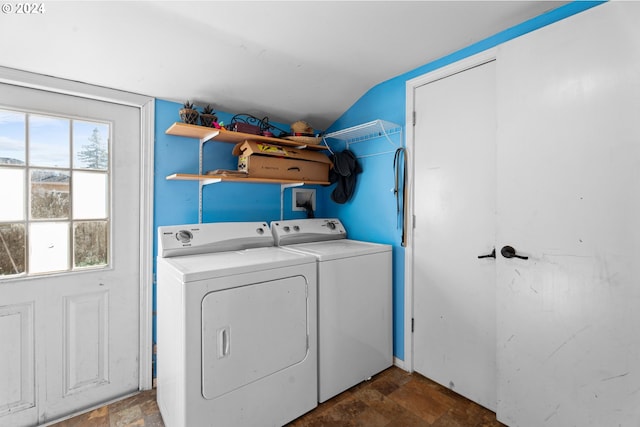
323,119,402,158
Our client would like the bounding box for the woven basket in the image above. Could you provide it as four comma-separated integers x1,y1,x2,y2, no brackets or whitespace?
179,108,199,125
200,113,218,127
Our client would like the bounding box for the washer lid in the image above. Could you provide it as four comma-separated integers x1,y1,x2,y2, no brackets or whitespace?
159,247,315,282
284,239,392,261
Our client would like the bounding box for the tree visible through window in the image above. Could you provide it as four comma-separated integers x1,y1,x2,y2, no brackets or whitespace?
0,109,110,277
78,127,108,169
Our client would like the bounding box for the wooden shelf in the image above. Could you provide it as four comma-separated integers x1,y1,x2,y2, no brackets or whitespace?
165,122,329,222
166,173,330,186
166,122,327,151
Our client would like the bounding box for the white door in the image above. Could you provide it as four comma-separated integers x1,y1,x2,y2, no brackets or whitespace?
0,83,141,426
412,59,497,411
496,3,640,426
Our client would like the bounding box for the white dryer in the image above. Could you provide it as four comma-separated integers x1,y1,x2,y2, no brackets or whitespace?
156,222,317,427
271,218,393,403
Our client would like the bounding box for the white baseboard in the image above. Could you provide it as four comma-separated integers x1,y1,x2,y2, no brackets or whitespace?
393,356,410,372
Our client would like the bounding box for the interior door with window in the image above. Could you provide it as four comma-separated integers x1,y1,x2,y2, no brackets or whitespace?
0,83,140,426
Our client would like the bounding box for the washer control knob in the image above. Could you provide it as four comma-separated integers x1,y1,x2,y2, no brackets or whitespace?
293,225,300,232
256,227,265,235
176,230,193,243
327,221,336,230
283,226,290,232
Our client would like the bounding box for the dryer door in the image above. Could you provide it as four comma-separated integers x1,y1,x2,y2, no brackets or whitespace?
201,275,310,400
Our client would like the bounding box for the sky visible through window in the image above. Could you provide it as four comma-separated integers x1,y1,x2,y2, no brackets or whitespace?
0,110,26,163
0,108,110,277
0,111,108,169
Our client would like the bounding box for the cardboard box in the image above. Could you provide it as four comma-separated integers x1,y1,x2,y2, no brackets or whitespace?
232,140,332,182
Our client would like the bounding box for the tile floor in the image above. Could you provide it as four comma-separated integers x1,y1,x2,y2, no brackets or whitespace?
50,367,505,427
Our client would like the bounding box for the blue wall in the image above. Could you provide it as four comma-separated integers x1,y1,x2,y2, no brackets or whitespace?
154,100,318,228
319,127,406,359
152,2,604,371
319,1,604,361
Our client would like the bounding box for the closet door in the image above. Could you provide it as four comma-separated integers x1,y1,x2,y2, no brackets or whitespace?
413,59,497,411
496,3,640,426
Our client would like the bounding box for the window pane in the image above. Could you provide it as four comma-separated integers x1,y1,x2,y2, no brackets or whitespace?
0,109,112,280
31,169,70,219
73,171,107,219
0,168,25,221
29,115,70,168
29,222,69,274
0,109,26,165
74,221,108,268
73,121,109,170
0,223,25,276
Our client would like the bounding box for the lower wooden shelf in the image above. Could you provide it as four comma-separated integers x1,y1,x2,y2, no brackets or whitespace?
166,173,330,186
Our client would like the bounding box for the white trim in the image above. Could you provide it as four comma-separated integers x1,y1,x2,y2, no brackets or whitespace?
403,85,415,374
403,49,497,374
393,356,408,372
138,99,155,390
0,66,155,391
0,66,152,107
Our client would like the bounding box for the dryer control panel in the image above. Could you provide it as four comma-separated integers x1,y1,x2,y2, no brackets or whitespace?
271,218,346,246
158,222,272,257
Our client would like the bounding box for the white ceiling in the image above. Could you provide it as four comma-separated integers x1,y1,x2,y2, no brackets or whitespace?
0,1,566,130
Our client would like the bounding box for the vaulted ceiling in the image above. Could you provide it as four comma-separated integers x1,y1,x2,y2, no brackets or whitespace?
0,1,566,129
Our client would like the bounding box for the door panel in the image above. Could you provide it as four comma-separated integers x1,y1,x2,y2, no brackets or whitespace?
201,276,309,400
0,84,140,426
496,3,640,425
413,60,496,411
0,302,35,422
63,291,109,395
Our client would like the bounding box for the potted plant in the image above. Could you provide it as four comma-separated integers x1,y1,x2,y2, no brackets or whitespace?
179,101,199,125
199,104,218,128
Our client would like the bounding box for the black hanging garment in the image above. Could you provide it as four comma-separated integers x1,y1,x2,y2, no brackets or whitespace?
328,150,361,204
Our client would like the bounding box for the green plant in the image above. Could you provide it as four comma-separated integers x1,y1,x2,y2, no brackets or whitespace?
202,104,215,115
183,100,195,110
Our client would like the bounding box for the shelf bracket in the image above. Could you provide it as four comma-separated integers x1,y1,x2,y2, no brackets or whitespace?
197,178,222,223
197,134,221,223
198,130,220,144
280,182,304,220
201,178,222,186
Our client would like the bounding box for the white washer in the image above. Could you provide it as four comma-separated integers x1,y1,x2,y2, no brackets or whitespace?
156,222,318,427
271,218,393,403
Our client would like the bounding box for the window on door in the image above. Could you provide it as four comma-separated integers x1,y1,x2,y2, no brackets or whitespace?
0,108,110,278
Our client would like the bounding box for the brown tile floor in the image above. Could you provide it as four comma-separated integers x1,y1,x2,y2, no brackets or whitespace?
50,367,505,427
